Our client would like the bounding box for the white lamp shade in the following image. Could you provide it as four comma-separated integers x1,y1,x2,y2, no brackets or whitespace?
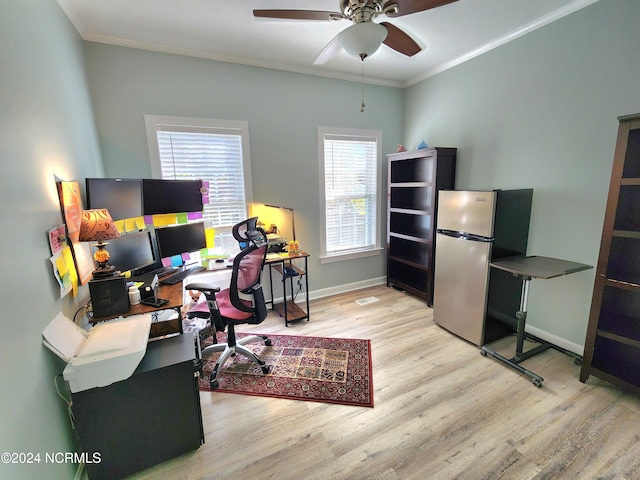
339,22,388,59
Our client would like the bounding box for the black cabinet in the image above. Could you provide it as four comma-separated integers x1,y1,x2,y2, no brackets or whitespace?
581,114,640,393
386,147,456,306
71,334,204,480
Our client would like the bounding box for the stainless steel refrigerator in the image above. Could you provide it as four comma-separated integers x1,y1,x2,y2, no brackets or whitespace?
432,189,533,345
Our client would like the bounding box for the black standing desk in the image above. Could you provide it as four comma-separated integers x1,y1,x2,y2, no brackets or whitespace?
265,251,310,327
480,256,592,387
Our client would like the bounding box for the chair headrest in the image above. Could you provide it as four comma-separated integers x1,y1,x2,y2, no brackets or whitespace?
232,218,267,249
232,217,258,243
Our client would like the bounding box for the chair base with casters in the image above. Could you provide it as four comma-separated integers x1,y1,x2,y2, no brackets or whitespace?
201,321,272,389
185,229,272,389
185,284,273,389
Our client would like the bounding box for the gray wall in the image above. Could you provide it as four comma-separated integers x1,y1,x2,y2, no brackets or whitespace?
0,1,104,479
405,0,640,349
83,43,404,296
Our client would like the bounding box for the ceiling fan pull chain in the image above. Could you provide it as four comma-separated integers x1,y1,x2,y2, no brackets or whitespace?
360,60,366,113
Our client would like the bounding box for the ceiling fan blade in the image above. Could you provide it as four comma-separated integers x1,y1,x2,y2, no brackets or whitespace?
380,22,421,57
384,0,458,17
313,33,343,65
253,10,344,21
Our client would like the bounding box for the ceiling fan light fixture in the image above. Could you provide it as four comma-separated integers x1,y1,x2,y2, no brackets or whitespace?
339,22,388,60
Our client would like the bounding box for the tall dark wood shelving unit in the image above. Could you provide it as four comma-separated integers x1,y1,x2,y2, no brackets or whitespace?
386,147,456,306
581,113,640,393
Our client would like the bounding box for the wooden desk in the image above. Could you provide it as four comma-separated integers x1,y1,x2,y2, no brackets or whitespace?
480,255,592,387
265,251,310,327
91,282,185,338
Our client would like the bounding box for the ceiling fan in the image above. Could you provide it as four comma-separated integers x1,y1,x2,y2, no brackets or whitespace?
253,0,458,64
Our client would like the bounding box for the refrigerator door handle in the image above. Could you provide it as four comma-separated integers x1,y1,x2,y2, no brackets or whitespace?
464,233,494,243
436,230,493,243
436,229,462,237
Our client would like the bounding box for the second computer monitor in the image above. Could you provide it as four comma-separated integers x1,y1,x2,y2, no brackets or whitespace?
155,222,206,259
105,230,160,274
142,179,203,215
86,178,143,221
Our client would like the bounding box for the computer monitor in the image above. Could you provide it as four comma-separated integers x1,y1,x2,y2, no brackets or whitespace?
104,230,160,275
155,222,206,259
86,178,144,221
142,179,204,215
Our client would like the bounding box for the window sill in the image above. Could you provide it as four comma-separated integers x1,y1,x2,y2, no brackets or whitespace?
319,247,383,264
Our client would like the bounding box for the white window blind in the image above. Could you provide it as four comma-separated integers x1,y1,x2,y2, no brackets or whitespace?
319,128,382,262
156,128,246,227
145,116,252,253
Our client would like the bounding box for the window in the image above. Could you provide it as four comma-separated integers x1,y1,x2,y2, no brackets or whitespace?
318,127,382,263
145,115,252,253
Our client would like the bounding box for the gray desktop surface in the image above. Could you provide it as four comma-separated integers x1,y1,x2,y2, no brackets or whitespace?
490,255,592,280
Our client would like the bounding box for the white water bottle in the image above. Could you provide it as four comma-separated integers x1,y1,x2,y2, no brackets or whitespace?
128,286,141,305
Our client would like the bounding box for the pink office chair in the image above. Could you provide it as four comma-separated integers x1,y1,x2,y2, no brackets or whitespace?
185,229,271,389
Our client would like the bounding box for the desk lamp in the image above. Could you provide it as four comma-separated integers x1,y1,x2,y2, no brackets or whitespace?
78,208,121,278
264,204,296,241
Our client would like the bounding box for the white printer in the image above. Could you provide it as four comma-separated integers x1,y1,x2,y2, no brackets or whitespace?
42,312,152,393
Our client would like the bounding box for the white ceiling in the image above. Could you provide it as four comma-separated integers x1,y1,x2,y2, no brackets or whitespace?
57,0,598,88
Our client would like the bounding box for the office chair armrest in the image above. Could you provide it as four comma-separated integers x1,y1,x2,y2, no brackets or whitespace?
185,282,225,332
185,283,221,294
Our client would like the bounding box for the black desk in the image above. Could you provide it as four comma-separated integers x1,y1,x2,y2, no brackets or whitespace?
480,256,592,387
71,334,204,480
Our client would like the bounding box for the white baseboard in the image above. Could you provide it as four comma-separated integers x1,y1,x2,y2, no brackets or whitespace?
308,277,585,356
308,276,387,301
267,276,387,305
270,277,585,356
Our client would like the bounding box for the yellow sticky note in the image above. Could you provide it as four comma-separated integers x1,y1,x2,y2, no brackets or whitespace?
124,218,137,232
152,215,167,227
114,219,126,234
134,216,146,230
205,227,215,248
55,255,68,276
61,246,79,297
153,214,178,227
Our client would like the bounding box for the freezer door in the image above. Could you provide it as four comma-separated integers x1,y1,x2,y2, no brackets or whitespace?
433,233,492,346
437,190,497,238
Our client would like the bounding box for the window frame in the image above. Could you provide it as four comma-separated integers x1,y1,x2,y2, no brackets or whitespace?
318,126,383,264
144,114,253,253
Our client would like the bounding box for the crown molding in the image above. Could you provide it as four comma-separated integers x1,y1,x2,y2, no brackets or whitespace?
404,0,600,87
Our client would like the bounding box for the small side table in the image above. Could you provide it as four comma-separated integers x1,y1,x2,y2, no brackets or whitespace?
265,251,310,327
480,256,592,387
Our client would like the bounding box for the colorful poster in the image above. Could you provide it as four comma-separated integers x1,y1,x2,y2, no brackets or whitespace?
50,245,76,298
58,181,82,243
48,224,66,255
57,181,94,285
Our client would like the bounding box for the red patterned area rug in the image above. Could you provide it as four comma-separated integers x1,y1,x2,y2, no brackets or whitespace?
198,332,374,407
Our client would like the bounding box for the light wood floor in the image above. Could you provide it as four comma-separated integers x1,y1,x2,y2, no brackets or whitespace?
129,285,640,480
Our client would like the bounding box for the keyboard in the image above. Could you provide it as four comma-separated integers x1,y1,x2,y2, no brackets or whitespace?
160,266,205,285
146,266,178,278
